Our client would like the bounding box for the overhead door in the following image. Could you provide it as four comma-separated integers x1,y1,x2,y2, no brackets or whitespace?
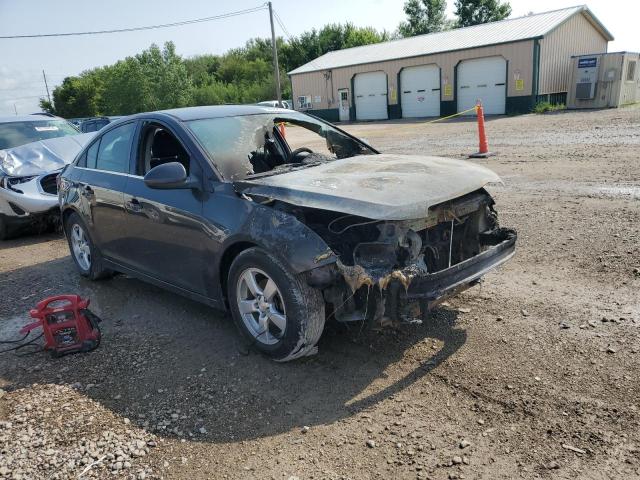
400,65,440,118
354,72,388,120
457,57,507,115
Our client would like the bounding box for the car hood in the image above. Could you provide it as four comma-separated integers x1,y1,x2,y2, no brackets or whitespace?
0,133,95,177
235,154,502,220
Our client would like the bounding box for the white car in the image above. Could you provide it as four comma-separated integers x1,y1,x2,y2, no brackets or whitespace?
256,100,291,109
0,115,94,239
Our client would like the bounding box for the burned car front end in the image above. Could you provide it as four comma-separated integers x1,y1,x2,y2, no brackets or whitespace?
312,189,516,324
235,151,517,326
179,107,516,358
0,134,93,238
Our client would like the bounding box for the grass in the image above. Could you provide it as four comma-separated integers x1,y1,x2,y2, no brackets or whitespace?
533,101,566,114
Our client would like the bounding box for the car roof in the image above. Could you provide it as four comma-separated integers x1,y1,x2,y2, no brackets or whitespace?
155,105,292,121
0,114,66,124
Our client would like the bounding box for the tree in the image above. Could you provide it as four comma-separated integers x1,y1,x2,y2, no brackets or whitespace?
47,23,390,116
398,0,447,37
48,74,102,118
39,98,55,114
454,0,512,27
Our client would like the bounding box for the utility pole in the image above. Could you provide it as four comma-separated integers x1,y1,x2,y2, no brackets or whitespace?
14,103,18,115
42,69,51,104
268,2,282,106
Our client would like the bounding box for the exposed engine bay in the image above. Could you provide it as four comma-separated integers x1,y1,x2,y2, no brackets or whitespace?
270,188,516,326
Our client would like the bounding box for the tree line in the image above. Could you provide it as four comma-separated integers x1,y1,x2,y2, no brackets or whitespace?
42,0,510,118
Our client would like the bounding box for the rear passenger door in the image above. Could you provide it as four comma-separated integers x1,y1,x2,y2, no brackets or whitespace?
77,121,137,263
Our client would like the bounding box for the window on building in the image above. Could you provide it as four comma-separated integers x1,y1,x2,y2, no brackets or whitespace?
626,61,636,82
297,96,312,109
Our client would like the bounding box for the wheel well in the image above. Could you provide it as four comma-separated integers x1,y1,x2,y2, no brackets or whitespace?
219,241,257,303
61,208,76,232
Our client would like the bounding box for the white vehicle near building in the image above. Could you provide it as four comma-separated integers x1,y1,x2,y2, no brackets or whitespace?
256,100,292,109
0,115,94,239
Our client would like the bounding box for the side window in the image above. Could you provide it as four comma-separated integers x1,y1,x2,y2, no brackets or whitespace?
86,140,100,169
283,123,336,159
137,123,190,176
96,122,136,173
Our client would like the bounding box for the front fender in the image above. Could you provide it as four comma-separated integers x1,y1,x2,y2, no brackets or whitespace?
227,203,337,274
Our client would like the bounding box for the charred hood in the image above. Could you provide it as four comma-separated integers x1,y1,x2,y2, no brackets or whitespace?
235,154,502,220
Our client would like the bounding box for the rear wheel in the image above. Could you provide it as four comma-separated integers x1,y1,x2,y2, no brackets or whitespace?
64,212,112,280
227,247,325,361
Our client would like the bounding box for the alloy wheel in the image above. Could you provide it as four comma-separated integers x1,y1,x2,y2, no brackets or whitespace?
236,267,287,345
70,223,91,271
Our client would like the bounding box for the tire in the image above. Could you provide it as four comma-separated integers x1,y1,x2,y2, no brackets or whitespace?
227,247,325,362
0,217,8,241
64,212,113,280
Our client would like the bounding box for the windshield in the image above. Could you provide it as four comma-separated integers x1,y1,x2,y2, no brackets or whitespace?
0,120,79,150
186,112,374,181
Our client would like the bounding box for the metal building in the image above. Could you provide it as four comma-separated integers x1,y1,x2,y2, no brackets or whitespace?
288,5,613,121
567,52,640,108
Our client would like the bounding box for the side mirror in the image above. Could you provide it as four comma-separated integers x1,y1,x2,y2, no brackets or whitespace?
144,162,197,189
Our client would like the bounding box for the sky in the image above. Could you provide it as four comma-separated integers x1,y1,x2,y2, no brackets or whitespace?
0,0,637,116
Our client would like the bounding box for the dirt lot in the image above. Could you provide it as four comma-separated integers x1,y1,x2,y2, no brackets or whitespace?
1,106,639,479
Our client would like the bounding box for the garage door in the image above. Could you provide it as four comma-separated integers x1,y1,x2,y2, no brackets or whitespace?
457,57,506,115
354,72,388,120
400,65,440,118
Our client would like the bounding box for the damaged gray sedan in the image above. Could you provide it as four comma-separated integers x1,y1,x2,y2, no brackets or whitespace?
0,115,93,239
58,105,516,361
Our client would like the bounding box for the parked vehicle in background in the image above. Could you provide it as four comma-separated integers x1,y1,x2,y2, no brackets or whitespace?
0,115,92,239
257,100,291,109
79,116,123,133
58,105,516,361
0,115,79,150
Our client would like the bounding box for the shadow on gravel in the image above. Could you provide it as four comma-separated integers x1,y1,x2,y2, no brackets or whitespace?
0,258,466,444
0,231,63,250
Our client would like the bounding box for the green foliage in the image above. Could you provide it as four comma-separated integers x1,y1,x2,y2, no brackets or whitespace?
48,23,389,117
533,101,565,114
39,98,55,114
454,0,512,27
398,0,448,37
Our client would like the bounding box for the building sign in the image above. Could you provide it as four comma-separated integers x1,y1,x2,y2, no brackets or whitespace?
444,84,452,96
314,95,322,103
515,79,524,91
578,57,598,68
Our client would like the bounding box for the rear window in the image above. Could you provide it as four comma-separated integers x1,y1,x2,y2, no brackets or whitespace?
0,120,79,149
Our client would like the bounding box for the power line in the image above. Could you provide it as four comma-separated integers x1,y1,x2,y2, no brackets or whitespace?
0,94,46,101
273,9,323,71
272,9,293,40
0,4,267,39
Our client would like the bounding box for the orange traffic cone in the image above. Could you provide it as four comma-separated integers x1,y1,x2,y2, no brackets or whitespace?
469,101,493,158
278,122,286,139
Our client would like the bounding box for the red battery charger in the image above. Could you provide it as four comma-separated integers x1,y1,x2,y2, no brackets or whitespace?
20,295,101,357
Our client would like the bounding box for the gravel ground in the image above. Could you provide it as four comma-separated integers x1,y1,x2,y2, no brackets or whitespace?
0,106,639,479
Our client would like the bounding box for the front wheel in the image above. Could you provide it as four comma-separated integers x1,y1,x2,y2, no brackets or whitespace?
227,247,325,362
64,212,112,280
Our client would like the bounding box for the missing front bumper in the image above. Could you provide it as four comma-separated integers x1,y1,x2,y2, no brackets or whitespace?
406,228,516,300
